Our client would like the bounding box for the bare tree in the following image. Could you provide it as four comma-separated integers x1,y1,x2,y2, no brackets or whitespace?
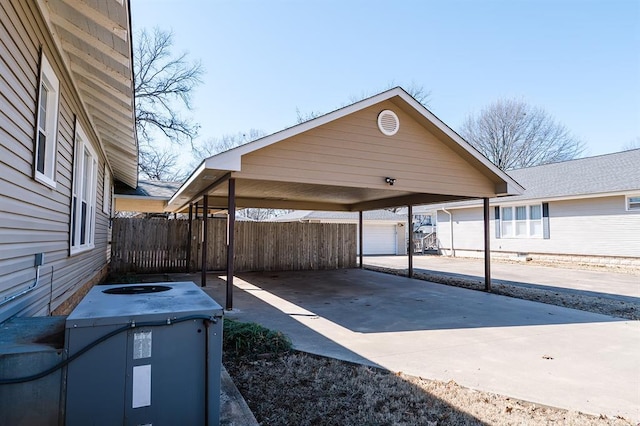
348,82,431,106
295,107,323,124
134,28,203,146
138,144,185,181
296,82,430,125
238,208,286,221
191,129,265,166
621,137,640,151
460,98,585,170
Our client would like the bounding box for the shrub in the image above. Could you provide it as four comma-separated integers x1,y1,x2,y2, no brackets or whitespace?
223,319,292,360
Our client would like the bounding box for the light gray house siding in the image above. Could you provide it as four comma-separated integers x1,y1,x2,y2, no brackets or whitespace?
436,195,640,260
0,0,111,323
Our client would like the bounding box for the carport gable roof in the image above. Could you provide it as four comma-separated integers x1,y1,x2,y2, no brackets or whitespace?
167,87,523,213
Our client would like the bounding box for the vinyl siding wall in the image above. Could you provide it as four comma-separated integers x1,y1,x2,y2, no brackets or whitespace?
436,195,640,258
0,0,111,323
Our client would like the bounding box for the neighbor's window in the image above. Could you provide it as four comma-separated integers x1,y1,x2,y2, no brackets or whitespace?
529,204,542,236
71,122,98,254
34,53,60,187
627,195,640,211
501,206,513,237
501,204,543,238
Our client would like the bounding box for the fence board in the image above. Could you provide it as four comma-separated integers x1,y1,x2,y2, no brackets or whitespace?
111,218,356,274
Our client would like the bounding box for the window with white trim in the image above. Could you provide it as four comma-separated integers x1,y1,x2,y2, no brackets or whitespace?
71,123,98,254
501,204,543,238
627,195,640,211
103,166,112,215
34,53,60,187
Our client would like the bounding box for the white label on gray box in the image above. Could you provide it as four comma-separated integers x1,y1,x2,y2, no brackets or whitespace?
133,331,152,359
132,364,152,408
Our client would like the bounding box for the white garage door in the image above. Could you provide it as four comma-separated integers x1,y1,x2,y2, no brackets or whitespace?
357,224,397,255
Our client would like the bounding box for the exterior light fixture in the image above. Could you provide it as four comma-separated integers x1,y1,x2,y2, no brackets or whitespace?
385,177,396,186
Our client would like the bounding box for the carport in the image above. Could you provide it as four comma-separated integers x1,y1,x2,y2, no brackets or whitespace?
165,87,523,309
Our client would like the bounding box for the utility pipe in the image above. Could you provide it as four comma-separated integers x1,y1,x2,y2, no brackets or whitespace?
441,208,454,257
1,255,43,308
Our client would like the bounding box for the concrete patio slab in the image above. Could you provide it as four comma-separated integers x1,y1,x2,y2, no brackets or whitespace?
175,269,640,422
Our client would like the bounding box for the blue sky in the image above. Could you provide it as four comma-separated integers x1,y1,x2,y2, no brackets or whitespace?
131,0,640,158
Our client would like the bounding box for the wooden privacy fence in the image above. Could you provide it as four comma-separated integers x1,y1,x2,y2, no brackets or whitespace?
110,218,357,274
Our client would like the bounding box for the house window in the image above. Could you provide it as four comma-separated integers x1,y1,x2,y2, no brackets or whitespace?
71,122,98,254
500,204,543,238
501,206,513,236
34,54,60,187
103,166,112,215
627,195,640,211
529,205,542,236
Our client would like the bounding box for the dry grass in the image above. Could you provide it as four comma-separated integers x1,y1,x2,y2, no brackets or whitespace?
225,352,633,426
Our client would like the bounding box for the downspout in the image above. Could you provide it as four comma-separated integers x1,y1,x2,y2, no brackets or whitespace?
0,254,44,308
441,208,454,257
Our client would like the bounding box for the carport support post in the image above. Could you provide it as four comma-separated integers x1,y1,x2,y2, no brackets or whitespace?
201,196,208,287
187,203,193,273
358,211,363,268
226,178,236,310
483,197,491,292
408,205,413,278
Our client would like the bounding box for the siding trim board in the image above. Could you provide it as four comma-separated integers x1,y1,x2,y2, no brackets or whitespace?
542,202,550,239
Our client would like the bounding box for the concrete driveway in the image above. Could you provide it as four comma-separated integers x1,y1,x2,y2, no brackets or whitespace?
365,255,640,301
180,269,639,422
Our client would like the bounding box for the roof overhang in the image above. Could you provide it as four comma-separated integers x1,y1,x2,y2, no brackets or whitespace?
36,0,138,188
167,87,523,214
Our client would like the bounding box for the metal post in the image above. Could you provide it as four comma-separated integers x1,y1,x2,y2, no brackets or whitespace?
358,211,363,268
226,178,236,310
187,203,193,273
483,197,491,292
201,195,208,287
408,205,413,278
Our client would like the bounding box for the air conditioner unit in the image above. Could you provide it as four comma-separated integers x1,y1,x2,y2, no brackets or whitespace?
64,282,223,425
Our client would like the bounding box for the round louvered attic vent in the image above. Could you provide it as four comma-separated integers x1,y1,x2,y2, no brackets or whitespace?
377,110,399,136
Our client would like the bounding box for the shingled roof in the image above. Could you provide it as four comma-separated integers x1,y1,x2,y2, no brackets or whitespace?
412,149,640,212
115,180,183,198
507,148,640,201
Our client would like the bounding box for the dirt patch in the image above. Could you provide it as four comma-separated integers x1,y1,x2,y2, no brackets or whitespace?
225,351,633,426
365,265,639,320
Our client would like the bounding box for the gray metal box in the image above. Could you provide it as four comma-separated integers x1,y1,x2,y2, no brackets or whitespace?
64,282,223,426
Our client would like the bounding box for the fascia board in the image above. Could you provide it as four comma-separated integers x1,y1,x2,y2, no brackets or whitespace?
168,162,206,206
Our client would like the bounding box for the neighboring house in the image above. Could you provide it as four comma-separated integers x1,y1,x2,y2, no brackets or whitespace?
272,210,407,255
114,180,183,214
414,149,640,266
0,1,137,323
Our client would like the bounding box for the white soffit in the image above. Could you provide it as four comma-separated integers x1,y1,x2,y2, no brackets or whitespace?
37,0,138,188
